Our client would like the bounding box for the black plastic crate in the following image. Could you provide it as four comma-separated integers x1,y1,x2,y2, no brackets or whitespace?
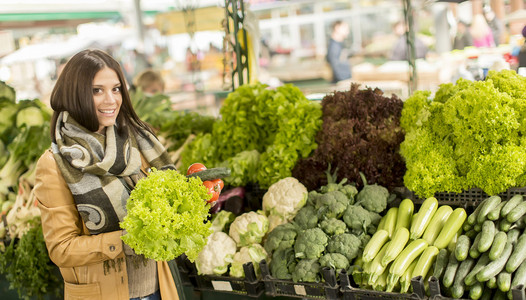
175,255,264,297
259,259,340,299
428,276,526,300
339,269,426,300
394,187,526,208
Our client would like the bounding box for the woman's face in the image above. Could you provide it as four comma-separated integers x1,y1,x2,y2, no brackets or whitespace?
92,67,122,134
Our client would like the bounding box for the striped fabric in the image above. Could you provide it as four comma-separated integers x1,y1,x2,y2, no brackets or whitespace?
52,111,174,235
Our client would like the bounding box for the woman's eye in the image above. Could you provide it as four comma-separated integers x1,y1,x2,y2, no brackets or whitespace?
93,88,102,94
113,86,121,93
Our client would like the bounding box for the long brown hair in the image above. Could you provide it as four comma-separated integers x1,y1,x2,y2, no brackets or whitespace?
50,49,153,142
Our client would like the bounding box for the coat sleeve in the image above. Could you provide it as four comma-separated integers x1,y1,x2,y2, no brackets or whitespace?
34,151,124,268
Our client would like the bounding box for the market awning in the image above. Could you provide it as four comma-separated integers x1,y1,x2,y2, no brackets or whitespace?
0,11,120,22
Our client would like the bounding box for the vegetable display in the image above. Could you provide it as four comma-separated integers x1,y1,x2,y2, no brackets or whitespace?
180,82,323,188
292,84,405,191
120,168,212,262
357,197,466,293
401,70,526,197
0,222,62,300
432,195,526,299
262,176,386,282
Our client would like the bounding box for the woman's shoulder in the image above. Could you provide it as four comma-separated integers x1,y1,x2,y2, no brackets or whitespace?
36,149,56,168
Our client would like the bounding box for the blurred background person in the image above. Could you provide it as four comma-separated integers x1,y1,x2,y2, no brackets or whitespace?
132,69,165,96
390,20,428,61
484,6,504,46
453,20,473,50
470,14,495,48
326,20,352,83
518,26,526,70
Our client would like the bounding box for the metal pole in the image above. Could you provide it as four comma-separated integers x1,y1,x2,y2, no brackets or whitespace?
133,0,145,51
403,0,417,94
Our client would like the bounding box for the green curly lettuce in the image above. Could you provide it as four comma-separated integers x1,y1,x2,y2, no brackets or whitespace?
180,82,322,188
401,70,526,197
121,168,211,262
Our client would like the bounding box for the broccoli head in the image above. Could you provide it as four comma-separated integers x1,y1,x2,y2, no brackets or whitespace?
294,228,328,259
292,259,321,282
340,184,358,202
327,233,362,262
319,253,350,272
343,205,376,235
264,223,298,255
316,190,351,219
293,205,319,230
319,218,347,236
307,190,321,207
355,182,389,214
269,247,296,280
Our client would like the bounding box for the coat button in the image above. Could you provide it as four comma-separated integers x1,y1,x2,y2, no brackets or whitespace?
110,245,115,252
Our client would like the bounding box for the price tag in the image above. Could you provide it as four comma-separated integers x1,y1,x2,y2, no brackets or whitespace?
211,280,233,292
294,284,307,296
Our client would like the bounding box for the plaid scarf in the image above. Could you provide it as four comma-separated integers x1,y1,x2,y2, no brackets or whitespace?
52,111,174,235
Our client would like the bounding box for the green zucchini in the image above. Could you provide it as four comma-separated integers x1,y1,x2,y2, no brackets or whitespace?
451,257,475,299
506,201,526,223
489,231,508,261
478,220,496,253
488,201,506,221
506,228,521,245
442,250,460,288
469,281,483,300
476,242,513,282
469,233,482,259
506,233,526,273
497,271,511,292
187,167,231,181
487,276,497,289
455,235,470,262
433,248,449,280
467,203,483,225
501,194,523,218
477,196,501,224
464,252,490,287
499,219,512,232
510,258,526,295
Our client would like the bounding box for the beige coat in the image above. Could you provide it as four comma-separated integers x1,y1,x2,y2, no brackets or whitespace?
34,150,180,300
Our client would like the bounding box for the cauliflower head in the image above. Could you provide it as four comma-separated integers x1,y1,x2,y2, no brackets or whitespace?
264,223,298,255
230,244,268,278
262,177,308,220
294,228,328,259
327,233,362,261
293,205,319,230
292,259,321,282
195,232,237,275
229,211,269,247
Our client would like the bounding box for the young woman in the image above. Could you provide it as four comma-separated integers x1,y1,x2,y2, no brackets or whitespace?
34,49,179,300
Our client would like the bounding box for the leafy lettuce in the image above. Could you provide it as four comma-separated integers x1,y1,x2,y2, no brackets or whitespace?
121,168,212,262
401,70,526,197
180,83,322,188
